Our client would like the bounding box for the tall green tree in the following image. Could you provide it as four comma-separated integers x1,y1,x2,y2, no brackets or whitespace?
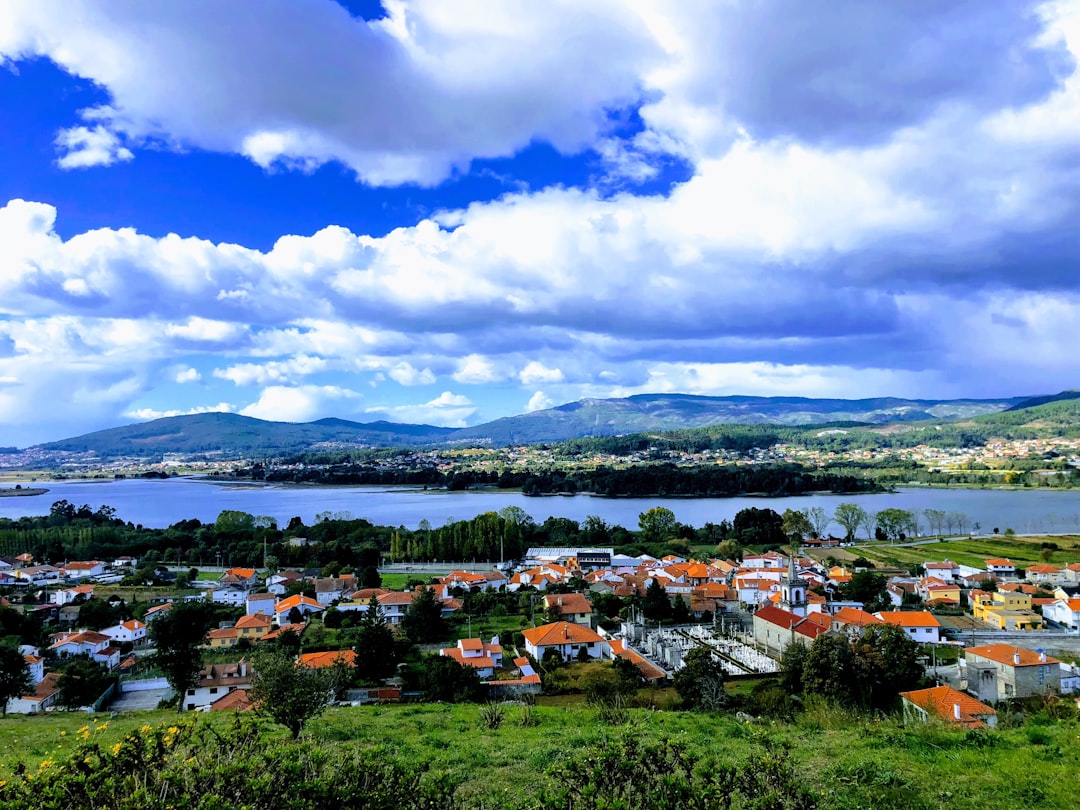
149,601,214,711
354,605,398,683
801,633,857,703
642,578,671,622
401,587,447,643
732,507,785,546
0,645,31,716
638,507,679,544
57,659,114,710
841,571,889,613
250,646,337,739
833,503,868,542
781,508,813,542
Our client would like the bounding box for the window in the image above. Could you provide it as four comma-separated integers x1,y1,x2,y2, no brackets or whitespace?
210,687,218,694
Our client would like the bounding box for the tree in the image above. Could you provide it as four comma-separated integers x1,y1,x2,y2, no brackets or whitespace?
671,594,692,624
642,578,671,622
923,508,947,537
353,604,398,683
250,646,337,739
0,645,31,716
57,659,113,710
779,640,809,694
77,598,120,631
851,623,923,710
841,571,889,613
638,507,679,544
360,566,382,588
805,506,832,539
673,647,729,710
833,503,867,542
732,507,785,546
801,632,857,703
150,601,214,711
420,655,483,703
781,508,813,542
401,587,447,643
875,508,915,541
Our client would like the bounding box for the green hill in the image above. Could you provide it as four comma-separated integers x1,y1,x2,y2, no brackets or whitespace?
40,412,455,458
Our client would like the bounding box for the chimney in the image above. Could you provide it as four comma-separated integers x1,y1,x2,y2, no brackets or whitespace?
557,597,563,606
953,703,961,721
1013,651,1021,665
1040,650,1047,662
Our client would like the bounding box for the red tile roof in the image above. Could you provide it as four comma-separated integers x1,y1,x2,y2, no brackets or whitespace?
965,644,1060,667
521,621,604,646
900,685,995,728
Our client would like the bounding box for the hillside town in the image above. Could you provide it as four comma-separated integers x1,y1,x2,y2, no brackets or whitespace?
5,540,1080,730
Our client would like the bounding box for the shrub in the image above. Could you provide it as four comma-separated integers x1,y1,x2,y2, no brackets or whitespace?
479,702,506,730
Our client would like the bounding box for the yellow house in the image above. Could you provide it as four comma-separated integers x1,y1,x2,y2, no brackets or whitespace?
205,627,238,649
979,609,1044,631
234,613,272,641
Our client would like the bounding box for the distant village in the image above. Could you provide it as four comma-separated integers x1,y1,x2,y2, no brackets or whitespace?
6,539,1080,729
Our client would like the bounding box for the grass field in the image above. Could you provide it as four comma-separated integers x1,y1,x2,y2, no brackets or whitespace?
841,534,1080,571
2,702,1080,809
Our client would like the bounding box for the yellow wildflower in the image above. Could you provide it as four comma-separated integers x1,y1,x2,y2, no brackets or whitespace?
60,731,67,737
141,725,153,733
167,726,179,735
111,743,122,756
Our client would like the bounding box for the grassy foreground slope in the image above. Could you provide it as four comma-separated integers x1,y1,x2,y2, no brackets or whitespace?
1,703,1078,809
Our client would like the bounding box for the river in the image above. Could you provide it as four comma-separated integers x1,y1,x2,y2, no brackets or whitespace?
2,477,1080,534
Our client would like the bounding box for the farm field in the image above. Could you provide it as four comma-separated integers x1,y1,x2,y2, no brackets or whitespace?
840,534,1080,571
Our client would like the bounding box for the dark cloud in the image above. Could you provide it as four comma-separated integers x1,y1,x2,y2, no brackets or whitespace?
708,0,1072,144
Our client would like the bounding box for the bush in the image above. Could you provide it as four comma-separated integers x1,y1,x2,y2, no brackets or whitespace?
479,702,506,730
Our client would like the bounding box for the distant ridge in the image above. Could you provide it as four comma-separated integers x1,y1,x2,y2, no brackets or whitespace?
26,391,1060,457
1004,390,1080,411
40,412,455,457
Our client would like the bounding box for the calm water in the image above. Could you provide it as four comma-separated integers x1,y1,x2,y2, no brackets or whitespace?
3,477,1080,534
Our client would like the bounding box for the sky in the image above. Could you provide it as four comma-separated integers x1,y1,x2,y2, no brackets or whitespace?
1,1,1080,447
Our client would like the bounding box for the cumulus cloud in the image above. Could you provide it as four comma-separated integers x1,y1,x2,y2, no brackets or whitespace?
526,391,555,412
366,391,477,426
239,385,360,422
388,361,436,386
125,402,233,420
54,125,134,169
174,367,201,384
519,361,564,385
213,355,329,386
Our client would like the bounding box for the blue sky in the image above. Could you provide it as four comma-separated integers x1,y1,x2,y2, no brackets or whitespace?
1,0,1079,446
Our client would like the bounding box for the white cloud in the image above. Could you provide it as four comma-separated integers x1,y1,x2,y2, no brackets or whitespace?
54,125,133,169
452,354,505,384
125,402,233,421
174,367,201,383
519,361,564,385
165,318,248,344
239,385,360,422
388,361,436,386
213,355,329,386
366,391,477,427
526,391,555,412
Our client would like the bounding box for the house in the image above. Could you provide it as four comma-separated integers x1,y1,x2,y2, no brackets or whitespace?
114,555,138,568
212,569,261,606
314,575,357,606
752,605,827,658
521,621,609,662
206,627,239,649
245,592,277,616
298,650,357,669
273,594,324,625
5,672,61,715
873,612,942,644
984,559,1016,579
922,561,960,582
440,637,504,678
542,592,593,625
266,570,304,596
63,560,106,580
375,591,416,625
964,644,1061,700
971,591,1043,630
49,630,121,669
829,607,882,637
184,661,252,711
234,612,273,641
208,689,255,712
1043,597,1080,630
101,619,147,645
13,564,62,584
52,584,96,606
144,603,173,621
1024,564,1065,585
609,639,667,683
900,685,996,729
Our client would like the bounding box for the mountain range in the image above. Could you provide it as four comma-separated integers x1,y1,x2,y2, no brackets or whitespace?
16,391,1065,459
